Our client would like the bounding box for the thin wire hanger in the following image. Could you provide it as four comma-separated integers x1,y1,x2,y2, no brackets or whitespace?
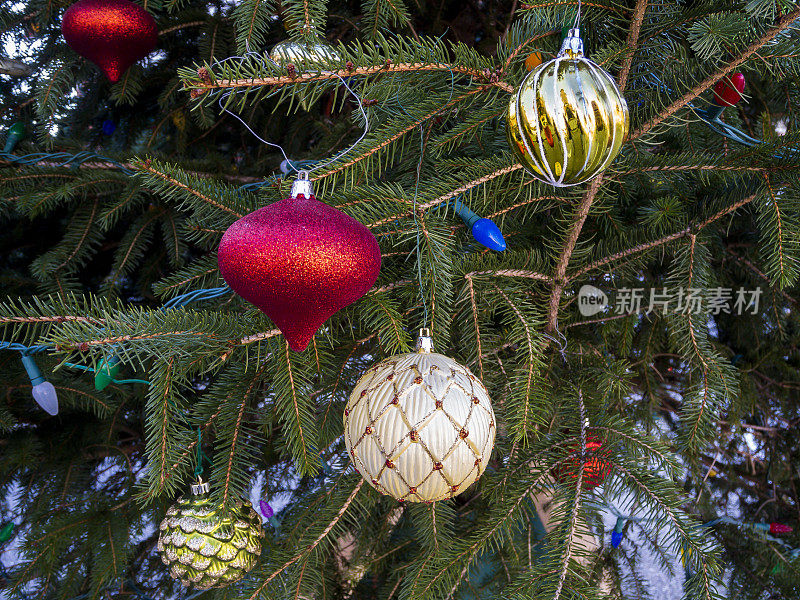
211,41,370,177
542,317,568,362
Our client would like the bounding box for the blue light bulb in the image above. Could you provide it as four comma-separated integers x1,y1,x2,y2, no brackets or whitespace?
611,516,625,548
450,198,506,252
472,218,507,252
101,119,116,135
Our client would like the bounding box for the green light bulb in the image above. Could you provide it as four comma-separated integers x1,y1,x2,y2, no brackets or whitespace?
94,355,121,391
0,521,13,543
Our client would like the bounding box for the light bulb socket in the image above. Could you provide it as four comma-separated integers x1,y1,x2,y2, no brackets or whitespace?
613,516,626,533
4,122,25,151
703,104,725,120
452,198,480,230
291,170,314,199
21,354,45,386
0,521,13,543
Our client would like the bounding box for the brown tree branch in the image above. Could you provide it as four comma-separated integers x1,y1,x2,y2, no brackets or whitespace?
137,162,244,218
616,0,649,91
188,63,515,94
544,0,650,333
546,177,604,331
568,191,759,280
367,163,523,229
629,8,800,141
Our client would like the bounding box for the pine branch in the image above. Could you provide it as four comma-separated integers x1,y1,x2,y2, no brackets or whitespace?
467,269,553,282
187,63,515,94
630,8,800,141
368,163,523,228
546,177,604,332
465,274,484,379
568,191,760,280
616,0,649,90
246,479,364,600
319,84,499,185
135,159,245,218
552,393,586,600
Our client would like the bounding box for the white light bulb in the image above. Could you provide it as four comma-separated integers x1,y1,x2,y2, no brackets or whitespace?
31,382,58,415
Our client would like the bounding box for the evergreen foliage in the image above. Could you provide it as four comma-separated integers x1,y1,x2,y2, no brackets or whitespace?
0,0,799,598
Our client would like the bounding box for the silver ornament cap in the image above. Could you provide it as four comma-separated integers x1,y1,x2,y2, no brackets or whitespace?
415,328,434,353
190,479,210,496
291,170,314,199
559,27,584,57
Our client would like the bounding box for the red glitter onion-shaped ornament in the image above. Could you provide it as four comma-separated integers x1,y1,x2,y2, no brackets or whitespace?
62,0,158,83
551,435,611,490
218,172,382,352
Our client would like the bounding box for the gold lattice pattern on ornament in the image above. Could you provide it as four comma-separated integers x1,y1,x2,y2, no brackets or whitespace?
344,352,495,502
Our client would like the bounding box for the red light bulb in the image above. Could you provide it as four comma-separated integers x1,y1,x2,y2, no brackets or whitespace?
712,73,746,107
770,522,793,535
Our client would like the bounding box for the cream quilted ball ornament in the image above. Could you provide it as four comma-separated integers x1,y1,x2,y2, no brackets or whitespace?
344,330,496,502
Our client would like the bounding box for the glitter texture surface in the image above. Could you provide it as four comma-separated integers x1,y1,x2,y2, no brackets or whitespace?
218,193,381,352
62,0,158,83
551,436,612,489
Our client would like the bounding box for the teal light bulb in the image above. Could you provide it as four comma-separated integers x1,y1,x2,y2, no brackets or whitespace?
4,122,25,153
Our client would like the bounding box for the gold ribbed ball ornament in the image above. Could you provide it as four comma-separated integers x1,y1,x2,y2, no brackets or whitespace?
507,28,629,187
157,480,264,589
344,329,495,502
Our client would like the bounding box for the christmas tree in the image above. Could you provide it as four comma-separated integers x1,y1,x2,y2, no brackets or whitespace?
1,0,799,598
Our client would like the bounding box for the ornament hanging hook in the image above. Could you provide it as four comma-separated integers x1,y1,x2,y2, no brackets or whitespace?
573,0,582,30
416,328,434,353
290,169,314,198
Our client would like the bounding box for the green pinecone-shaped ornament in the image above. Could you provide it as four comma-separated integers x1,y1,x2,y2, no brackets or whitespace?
157,479,264,588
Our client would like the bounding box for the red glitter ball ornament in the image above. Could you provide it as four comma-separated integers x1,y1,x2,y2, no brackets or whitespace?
218,173,381,352
552,435,612,490
712,72,746,107
62,0,158,83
